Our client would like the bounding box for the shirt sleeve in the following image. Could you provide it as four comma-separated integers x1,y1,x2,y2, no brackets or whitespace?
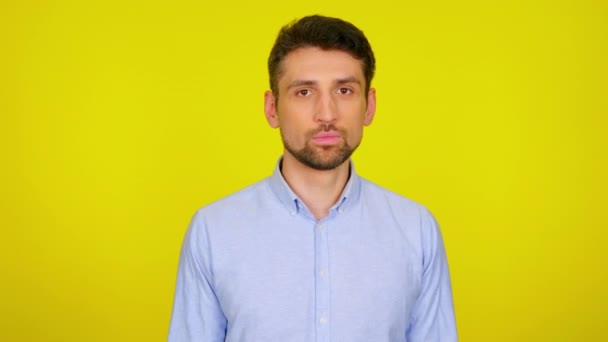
168,212,227,342
406,207,458,341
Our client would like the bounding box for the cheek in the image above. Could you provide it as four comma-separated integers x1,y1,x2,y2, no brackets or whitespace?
278,101,310,126
343,116,366,143
278,116,308,145
348,127,364,144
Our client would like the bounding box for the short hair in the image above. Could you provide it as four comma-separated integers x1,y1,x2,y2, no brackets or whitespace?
268,15,376,98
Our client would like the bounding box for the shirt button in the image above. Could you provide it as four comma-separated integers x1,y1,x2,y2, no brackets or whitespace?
319,317,327,324
319,269,325,277
317,224,323,230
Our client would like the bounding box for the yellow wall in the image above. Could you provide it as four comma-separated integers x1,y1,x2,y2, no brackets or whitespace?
2,1,607,341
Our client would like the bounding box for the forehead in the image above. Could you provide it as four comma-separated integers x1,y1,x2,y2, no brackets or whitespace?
278,47,365,86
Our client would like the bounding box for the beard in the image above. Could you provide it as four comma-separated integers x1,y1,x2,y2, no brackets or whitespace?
281,124,359,171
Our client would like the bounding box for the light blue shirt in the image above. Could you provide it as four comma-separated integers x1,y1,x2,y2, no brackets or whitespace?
169,159,457,341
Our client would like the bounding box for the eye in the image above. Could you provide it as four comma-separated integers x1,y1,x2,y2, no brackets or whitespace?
296,89,311,96
338,87,352,95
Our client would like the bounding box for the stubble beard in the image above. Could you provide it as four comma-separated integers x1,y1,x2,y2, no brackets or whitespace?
281,124,359,171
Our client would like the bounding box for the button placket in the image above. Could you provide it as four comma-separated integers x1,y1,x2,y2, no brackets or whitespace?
314,220,331,342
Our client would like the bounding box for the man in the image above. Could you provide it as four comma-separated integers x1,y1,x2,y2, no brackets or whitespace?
169,15,457,342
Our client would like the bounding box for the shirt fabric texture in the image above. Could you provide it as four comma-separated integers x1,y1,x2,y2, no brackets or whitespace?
168,159,457,342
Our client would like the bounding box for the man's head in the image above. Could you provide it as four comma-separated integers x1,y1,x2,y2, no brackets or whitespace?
264,16,377,171
268,15,376,99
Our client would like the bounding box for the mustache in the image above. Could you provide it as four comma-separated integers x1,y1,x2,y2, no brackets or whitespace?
315,123,339,133
306,124,347,140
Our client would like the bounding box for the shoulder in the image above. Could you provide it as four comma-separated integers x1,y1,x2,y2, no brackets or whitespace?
192,178,272,224
359,177,447,264
357,177,441,245
359,177,434,219
183,179,271,249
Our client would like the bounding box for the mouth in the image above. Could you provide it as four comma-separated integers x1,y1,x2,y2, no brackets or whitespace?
311,131,342,145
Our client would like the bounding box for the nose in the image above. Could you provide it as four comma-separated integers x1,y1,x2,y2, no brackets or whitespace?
313,91,338,124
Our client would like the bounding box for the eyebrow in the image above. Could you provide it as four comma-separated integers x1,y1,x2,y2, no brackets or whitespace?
287,80,317,90
335,76,361,86
286,76,362,90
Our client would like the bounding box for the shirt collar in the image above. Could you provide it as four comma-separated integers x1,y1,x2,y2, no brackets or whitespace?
267,156,361,216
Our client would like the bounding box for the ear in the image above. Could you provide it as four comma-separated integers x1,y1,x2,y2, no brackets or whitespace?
364,88,376,126
264,91,280,128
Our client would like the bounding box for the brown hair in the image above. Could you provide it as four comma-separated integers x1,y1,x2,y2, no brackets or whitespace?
268,15,376,98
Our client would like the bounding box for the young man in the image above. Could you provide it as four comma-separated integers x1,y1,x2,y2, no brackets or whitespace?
169,15,457,342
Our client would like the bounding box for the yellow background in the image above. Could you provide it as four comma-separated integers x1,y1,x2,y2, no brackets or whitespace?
2,0,607,341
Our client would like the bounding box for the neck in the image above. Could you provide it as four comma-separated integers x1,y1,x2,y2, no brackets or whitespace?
281,152,350,221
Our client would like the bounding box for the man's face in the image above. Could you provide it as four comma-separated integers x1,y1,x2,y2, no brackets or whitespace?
264,47,376,170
